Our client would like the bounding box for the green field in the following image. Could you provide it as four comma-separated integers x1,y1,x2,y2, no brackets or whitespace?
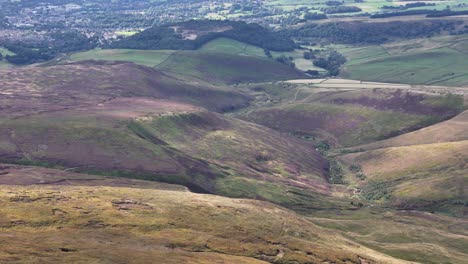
199,38,327,72
199,37,267,58
0,47,15,69
70,49,176,67
115,30,139,36
69,39,327,74
340,35,468,86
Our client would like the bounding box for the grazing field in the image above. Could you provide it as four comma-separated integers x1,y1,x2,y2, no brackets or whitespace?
340,35,468,86
339,45,389,66
156,51,307,84
115,30,139,36
70,49,175,67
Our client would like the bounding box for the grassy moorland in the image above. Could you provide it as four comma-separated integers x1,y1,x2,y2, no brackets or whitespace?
333,108,468,216
156,51,307,84
0,165,417,264
310,208,468,264
0,62,355,213
69,48,307,84
1,35,468,263
355,110,468,150
340,140,467,214
237,83,464,147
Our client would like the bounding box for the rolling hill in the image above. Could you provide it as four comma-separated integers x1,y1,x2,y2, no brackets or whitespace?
156,51,307,84
0,62,350,213
340,140,467,214
68,50,307,85
335,109,468,215
238,83,463,147
355,110,468,150
1,30,467,263
0,164,416,264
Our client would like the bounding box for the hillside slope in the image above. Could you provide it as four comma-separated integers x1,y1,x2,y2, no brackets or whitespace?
0,61,250,113
239,84,463,147
0,62,349,213
156,51,307,84
0,165,413,264
337,110,468,215
355,110,468,151
340,141,468,214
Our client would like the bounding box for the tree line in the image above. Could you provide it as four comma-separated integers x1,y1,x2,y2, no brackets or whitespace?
1,31,97,65
108,20,297,52
287,20,461,44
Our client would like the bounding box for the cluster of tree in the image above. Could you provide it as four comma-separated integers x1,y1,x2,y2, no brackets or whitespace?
108,20,297,52
304,12,328,20
427,9,468,17
372,8,468,18
287,20,460,44
0,52,3,60
370,9,436,18
325,1,343,6
327,159,344,184
324,6,362,14
303,51,316,60
382,2,435,10
1,45,53,65
1,31,97,65
275,55,295,68
313,51,346,76
305,70,320,76
230,3,254,12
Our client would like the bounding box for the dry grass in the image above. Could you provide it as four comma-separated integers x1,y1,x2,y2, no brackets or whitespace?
0,181,410,264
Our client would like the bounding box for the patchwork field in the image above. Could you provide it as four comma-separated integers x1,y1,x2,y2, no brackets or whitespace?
340,34,468,86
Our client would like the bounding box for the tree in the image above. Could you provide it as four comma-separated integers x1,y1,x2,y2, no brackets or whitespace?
303,51,315,60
